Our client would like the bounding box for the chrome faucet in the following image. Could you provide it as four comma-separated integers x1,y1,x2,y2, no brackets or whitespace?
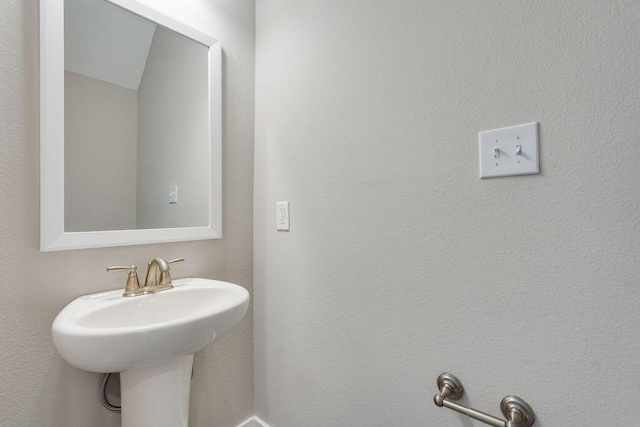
107,257,184,297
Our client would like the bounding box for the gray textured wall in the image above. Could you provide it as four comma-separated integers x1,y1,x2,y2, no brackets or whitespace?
137,27,209,230
254,1,640,425
0,0,255,425
65,71,138,232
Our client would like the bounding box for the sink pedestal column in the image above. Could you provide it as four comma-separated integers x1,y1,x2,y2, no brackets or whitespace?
120,354,194,427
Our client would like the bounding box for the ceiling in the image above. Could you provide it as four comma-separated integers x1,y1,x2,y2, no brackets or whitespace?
64,0,156,90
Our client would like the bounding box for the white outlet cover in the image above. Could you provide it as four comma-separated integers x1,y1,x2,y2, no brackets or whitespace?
276,201,290,231
479,122,539,178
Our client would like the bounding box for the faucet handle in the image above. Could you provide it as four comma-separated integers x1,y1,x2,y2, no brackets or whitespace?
167,258,185,266
107,265,136,272
158,258,184,287
107,265,141,297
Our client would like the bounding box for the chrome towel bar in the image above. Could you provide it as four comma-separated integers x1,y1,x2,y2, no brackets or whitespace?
433,373,535,427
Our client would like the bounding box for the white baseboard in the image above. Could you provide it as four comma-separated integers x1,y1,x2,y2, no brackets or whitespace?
237,415,270,427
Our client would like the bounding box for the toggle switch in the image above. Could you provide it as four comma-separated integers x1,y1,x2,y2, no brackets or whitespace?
479,122,539,178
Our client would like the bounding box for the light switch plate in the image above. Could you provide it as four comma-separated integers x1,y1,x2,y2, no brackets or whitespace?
277,201,290,231
169,185,178,204
479,122,539,178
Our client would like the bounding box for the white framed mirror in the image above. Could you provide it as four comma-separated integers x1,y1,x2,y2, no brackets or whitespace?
40,0,222,251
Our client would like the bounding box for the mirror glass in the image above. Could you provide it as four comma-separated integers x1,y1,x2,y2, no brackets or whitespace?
40,0,221,251
64,0,209,232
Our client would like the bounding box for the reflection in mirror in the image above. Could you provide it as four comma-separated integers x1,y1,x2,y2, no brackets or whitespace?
40,0,221,251
64,0,209,232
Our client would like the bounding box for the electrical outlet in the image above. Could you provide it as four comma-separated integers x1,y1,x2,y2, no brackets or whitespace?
277,202,290,231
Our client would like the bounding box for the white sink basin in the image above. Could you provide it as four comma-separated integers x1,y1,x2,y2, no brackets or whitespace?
52,278,249,373
52,278,249,427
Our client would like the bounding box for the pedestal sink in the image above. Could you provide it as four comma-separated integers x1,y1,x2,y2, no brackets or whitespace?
52,278,249,427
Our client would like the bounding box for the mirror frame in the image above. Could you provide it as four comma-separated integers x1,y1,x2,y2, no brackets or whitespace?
40,0,222,251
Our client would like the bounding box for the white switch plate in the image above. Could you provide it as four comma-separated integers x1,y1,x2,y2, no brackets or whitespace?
479,122,539,178
277,201,290,231
169,185,178,204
